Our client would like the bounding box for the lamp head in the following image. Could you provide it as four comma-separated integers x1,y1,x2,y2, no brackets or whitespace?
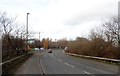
27,13,30,15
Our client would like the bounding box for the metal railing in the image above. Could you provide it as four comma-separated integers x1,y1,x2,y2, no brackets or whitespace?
0,52,32,66
65,52,119,63
1,52,33,74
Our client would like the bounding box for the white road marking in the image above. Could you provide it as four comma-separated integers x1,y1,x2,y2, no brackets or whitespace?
53,55,75,68
83,71,90,74
57,59,63,62
39,58,46,74
52,51,95,75
64,62,75,67
55,56,93,75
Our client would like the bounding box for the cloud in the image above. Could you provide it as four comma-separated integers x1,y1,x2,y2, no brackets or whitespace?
0,0,119,40
64,0,118,26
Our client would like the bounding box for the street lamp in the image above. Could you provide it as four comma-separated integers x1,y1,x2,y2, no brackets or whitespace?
26,13,30,51
26,13,30,40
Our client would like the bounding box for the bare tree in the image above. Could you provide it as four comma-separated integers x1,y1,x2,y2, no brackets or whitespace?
0,12,30,61
66,16,118,59
102,17,119,47
0,12,16,35
57,38,68,48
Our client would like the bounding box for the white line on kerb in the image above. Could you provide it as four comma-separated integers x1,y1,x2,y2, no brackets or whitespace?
83,71,90,74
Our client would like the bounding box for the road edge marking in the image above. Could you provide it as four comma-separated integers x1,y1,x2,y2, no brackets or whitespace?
39,55,46,75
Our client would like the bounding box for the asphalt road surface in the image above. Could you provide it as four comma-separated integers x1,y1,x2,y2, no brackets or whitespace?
13,49,118,75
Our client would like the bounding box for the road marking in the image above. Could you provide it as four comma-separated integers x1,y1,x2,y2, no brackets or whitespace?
64,62,75,67
57,59,63,62
63,50,65,54
83,71,90,74
39,58,46,74
54,55,75,68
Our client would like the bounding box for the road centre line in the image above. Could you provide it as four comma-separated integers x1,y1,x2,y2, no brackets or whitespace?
56,56,92,75
53,55,75,68
83,71,91,74
83,71,95,76
57,59,63,62
64,62,75,67
55,56,93,75
53,51,94,75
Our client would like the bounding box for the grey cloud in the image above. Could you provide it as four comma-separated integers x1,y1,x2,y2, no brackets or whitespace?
64,1,118,26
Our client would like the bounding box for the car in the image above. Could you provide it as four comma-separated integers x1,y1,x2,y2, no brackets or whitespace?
40,47,44,51
34,48,39,51
48,49,52,53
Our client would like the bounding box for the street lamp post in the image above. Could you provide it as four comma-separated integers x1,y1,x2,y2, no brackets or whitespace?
26,13,30,40
26,13,30,51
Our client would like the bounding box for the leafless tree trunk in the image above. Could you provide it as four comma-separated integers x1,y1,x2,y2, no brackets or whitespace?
102,17,119,47
0,12,30,61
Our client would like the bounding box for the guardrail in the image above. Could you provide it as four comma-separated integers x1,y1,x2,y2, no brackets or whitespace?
0,52,32,66
65,52,119,64
1,52,33,74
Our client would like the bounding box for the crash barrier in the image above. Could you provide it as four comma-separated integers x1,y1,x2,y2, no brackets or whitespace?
1,52,33,74
65,52,119,65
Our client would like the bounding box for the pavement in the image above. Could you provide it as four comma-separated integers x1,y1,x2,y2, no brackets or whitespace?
13,49,119,75
13,51,43,74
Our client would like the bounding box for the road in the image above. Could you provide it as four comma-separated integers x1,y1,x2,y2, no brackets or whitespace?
13,49,118,75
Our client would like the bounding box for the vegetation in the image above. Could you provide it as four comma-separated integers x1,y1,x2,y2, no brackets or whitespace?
65,17,119,59
0,12,33,74
0,12,31,62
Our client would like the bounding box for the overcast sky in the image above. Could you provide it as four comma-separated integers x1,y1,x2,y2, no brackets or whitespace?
0,0,118,41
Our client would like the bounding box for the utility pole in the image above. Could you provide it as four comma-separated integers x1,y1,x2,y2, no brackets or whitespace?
37,32,44,42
